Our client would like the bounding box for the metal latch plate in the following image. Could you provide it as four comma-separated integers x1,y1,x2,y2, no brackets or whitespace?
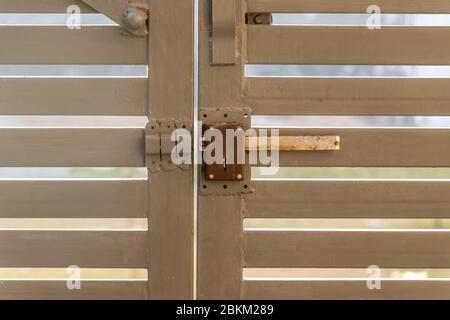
203,123,244,181
200,107,252,195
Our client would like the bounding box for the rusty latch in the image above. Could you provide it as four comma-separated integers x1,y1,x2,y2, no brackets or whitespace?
202,131,340,181
200,108,341,196
203,123,245,181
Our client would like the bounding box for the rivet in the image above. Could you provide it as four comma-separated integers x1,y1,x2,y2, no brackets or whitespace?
123,8,146,31
237,174,243,180
209,174,215,180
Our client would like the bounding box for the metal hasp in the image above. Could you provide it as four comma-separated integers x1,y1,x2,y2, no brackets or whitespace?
211,0,236,65
81,0,149,36
145,119,192,173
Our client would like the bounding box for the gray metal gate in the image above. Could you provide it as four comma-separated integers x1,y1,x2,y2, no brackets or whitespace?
1,0,450,300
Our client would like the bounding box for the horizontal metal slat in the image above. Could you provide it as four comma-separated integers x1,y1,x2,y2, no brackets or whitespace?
245,231,450,268
247,26,450,65
0,179,147,218
247,0,450,13
246,78,450,116
262,128,450,167
0,128,144,167
246,180,450,218
246,181,450,218
243,281,450,300
0,231,147,268
0,281,147,300
0,0,96,13
0,78,147,116
0,27,146,65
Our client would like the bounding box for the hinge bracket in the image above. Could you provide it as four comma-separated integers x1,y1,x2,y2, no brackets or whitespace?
146,119,192,173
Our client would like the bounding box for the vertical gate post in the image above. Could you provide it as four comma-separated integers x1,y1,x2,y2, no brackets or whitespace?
197,0,246,299
148,0,195,300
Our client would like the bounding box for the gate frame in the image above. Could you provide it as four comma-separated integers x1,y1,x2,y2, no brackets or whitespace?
148,0,195,300
197,0,245,299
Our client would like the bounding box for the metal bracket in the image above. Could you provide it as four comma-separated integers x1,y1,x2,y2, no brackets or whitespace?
81,0,149,36
211,0,236,65
145,119,192,173
200,107,253,195
246,13,273,25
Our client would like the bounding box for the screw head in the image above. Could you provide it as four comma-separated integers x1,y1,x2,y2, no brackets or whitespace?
208,174,215,180
236,174,243,180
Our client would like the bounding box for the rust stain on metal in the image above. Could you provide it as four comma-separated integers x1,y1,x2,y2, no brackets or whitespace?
245,136,340,151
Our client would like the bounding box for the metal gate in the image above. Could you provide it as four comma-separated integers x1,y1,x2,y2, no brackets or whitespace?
0,0,194,300
198,0,450,300
1,0,450,300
